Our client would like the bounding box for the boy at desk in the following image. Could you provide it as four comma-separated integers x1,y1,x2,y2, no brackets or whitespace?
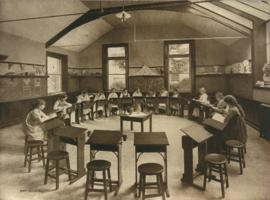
94,91,106,117
108,88,119,115
23,99,49,141
54,94,72,124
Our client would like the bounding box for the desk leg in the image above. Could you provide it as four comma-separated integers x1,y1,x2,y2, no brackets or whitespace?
115,144,122,196
141,121,144,133
135,150,138,197
164,149,170,197
181,135,194,184
120,119,123,134
130,121,133,131
150,115,152,132
77,135,86,179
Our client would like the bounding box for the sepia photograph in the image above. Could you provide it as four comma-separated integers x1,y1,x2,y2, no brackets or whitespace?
0,0,270,199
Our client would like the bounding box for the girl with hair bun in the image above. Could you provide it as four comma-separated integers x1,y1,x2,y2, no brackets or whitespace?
223,95,247,144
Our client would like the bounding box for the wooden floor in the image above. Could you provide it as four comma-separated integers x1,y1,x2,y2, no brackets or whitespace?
0,115,270,200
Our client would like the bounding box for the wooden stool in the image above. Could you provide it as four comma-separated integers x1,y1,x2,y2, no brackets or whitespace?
225,140,246,174
24,140,45,173
85,160,112,200
138,163,166,200
44,151,71,190
203,153,229,198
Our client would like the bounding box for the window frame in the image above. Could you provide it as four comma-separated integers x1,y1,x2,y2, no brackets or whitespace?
46,51,68,95
164,40,195,94
102,43,129,91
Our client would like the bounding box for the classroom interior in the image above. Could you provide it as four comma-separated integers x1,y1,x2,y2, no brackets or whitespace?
0,1,270,200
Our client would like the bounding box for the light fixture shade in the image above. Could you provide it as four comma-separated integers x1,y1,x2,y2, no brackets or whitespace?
115,11,131,22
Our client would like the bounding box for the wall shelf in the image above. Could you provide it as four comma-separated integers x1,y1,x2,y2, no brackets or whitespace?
69,75,102,78
0,75,49,78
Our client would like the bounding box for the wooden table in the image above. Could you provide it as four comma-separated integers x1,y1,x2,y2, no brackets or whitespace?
120,112,152,137
47,125,88,183
134,132,170,197
86,130,123,196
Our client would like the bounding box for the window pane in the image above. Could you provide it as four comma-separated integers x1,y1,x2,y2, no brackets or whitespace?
48,75,61,94
47,57,61,74
108,75,125,90
169,57,190,74
108,60,126,74
108,47,125,57
169,44,189,55
169,74,191,92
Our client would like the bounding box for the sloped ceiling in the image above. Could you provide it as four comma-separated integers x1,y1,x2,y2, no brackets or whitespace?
1,0,266,52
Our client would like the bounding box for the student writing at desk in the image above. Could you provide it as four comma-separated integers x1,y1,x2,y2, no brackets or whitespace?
77,90,91,121
94,90,106,118
108,88,119,115
209,92,228,115
158,87,169,113
53,94,72,125
132,88,143,97
191,87,210,119
223,95,247,144
23,99,49,141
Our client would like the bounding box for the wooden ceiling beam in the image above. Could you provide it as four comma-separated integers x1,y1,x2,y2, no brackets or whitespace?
45,0,216,48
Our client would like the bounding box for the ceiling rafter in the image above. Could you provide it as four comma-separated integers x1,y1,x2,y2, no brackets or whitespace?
213,1,265,23
218,0,270,21
194,2,253,29
190,4,251,36
45,0,216,48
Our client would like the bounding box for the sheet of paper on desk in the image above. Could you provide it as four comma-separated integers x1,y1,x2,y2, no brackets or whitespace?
212,113,225,123
47,113,57,120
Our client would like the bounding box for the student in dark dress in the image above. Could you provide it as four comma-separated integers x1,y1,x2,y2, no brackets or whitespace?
223,95,247,144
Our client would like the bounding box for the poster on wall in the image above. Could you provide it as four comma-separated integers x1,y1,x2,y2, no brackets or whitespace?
22,78,32,97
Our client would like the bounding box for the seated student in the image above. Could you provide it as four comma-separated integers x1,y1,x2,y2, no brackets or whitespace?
77,90,91,121
169,89,179,115
158,87,169,113
54,94,72,124
197,87,209,104
210,92,228,114
77,90,90,103
223,95,247,144
120,88,130,113
145,90,156,112
192,87,209,119
94,91,106,117
23,99,49,141
108,88,119,115
132,88,143,97
120,88,130,98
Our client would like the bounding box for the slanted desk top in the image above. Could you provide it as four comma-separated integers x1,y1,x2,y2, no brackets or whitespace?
134,132,169,146
203,118,226,131
180,124,213,144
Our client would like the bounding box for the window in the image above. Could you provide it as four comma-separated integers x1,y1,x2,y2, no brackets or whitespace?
47,56,62,94
165,41,194,92
103,44,128,90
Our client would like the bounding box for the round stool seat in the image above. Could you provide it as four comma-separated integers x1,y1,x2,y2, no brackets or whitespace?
225,140,244,148
27,140,44,146
138,163,164,175
87,160,111,171
47,151,69,160
205,153,227,165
